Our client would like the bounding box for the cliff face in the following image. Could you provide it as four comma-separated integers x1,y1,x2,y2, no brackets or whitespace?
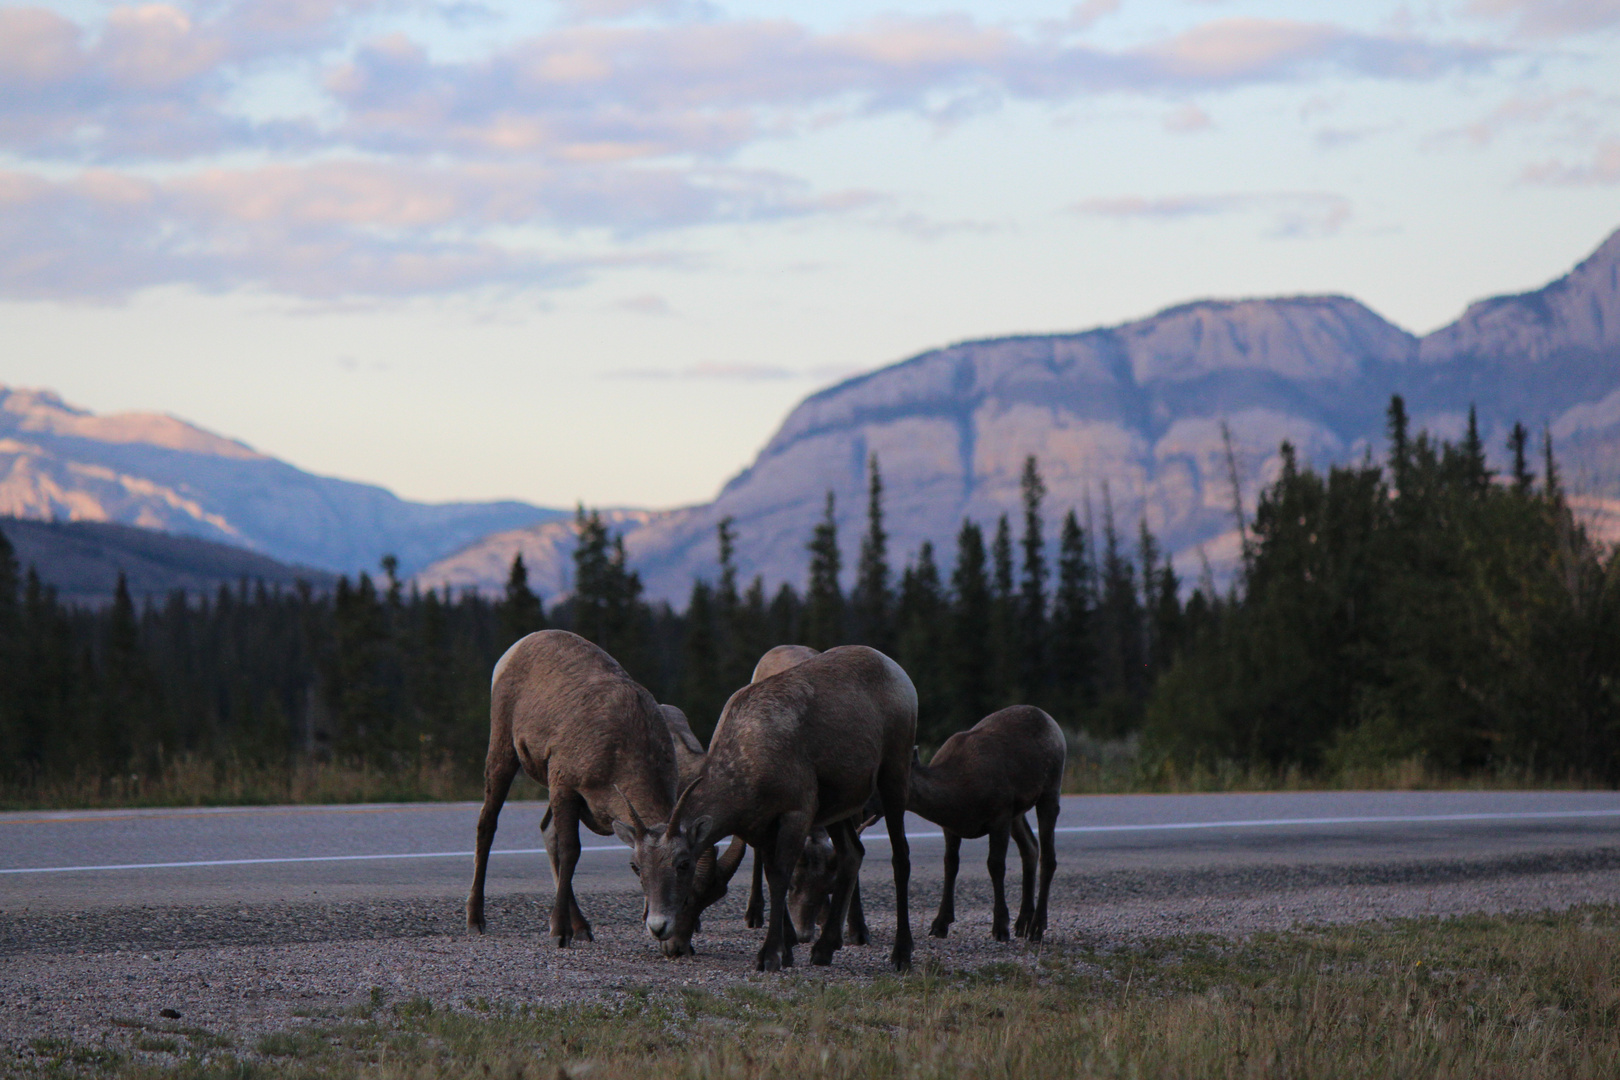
0,387,564,576
419,227,1620,605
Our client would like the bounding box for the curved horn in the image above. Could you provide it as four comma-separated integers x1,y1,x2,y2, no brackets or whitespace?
668,772,705,828
614,783,647,836
715,835,747,886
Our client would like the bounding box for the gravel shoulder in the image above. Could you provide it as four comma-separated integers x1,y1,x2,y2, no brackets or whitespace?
4,846,1619,1060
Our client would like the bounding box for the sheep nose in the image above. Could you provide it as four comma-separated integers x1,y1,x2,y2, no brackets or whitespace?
646,914,670,939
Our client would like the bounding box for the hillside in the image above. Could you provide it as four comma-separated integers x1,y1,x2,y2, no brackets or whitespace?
0,388,568,575
419,227,1620,604
0,517,339,607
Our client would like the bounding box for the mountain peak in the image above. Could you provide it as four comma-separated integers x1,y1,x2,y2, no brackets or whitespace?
0,385,266,460
1420,226,1620,365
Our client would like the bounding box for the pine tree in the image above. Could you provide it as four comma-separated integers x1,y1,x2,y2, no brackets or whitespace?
572,506,614,647
851,456,893,653
950,520,993,731
1509,422,1533,493
681,579,722,741
1019,456,1048,698
804,493,844,650
497,553,545,650
1051,509,1095,716
0,526,19,774
715,518,752,690
1094,488,1144,733
989,514,1017,704
896,542,949,743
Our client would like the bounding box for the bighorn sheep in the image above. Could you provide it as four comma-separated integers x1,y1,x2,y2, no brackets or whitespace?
466,630,689,949
649,704,747,956
908,705,1064,942
616,646,918,971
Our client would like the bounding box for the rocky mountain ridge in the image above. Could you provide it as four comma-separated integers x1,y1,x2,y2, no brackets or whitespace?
419,227,1620,605
0,387,566,576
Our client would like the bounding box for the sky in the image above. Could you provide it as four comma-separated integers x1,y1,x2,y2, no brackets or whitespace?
2,0,1618,510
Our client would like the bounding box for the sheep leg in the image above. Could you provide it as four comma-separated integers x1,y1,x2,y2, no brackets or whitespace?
543,793,591,946
929,832,960,938
758,814,811,972
466,741,519,934
877,766,913,972
541,806,593,940
811,818,861,965
1011,813,1039,939
987,823,1012,942
1030,789,1059,944
745,850,765,928
846,828,870,946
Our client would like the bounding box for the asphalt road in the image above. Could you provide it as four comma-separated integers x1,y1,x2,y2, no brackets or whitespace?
5,790,1620,916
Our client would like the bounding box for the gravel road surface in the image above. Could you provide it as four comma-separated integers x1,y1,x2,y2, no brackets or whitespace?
4,791,1619,1061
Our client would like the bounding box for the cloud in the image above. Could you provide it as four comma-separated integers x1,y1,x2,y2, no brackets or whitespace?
1163,103,1213,132
1428,89,1597,148
1467,0,1620,38
0,5,1500,301
1072,192,1352,237
1521,139,1620,183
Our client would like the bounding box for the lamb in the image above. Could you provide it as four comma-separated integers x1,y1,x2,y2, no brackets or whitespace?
908,705,1064,942
616,646,918,971
465,630,684,948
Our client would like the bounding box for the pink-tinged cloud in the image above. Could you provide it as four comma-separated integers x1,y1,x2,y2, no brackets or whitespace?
0,8,84,85
1468,0,1620,38
0,159,864,300
1522,140,1620,184
1072,192,1352,238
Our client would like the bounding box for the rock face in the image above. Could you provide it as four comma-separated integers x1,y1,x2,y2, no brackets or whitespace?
0,388,564,576
419,226,1620,605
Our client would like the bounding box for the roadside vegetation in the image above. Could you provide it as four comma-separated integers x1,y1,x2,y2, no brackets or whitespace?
16,905,1620,1079
4,396,1618,810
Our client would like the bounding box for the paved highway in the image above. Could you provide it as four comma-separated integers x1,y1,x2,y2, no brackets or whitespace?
4,790,1619,915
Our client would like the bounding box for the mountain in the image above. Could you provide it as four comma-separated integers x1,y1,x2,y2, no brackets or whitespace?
417,227,1620,605
0,388,568,576
0,517,340,608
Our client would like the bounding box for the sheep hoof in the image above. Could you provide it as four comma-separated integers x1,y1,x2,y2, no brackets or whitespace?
993,924,1011,943
928,919,951,939
757,950,781,972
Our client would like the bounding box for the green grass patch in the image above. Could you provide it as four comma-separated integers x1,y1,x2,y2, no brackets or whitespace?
17,905,1620,1078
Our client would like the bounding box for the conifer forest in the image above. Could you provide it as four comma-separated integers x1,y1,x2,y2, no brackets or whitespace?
2,396,1618,803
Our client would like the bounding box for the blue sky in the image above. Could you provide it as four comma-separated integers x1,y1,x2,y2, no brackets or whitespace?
3,0,1618,508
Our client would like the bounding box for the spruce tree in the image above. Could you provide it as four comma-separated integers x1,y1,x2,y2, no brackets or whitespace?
1051,509,1095,716
715,518,751,690
1094,489,1144,733
498,553,545,650
1019,456,1048,698
0,526,18,774
804,493,844,650
989,514,1017,704
681,579,722,740
950,520,993,730
851,455,893,653
896,542,949,743
1509,422,1533,493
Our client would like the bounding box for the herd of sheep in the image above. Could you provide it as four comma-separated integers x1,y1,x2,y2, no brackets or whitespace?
465,629,1065,973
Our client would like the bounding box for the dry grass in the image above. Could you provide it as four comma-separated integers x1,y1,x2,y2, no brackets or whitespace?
1060,735,1598,795
21,905,1620,1079
0,757,545,811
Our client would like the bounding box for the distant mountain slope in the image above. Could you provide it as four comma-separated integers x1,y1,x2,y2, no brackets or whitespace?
419,226,1620,605
0,517,339,607
0,389,568,575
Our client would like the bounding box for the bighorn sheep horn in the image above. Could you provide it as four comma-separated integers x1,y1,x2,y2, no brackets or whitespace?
615,784,648,838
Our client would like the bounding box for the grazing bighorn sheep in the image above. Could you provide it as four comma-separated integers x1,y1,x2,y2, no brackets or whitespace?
466,630,683,948
616,645,918,971
909,705,1064,942
648,704,747,956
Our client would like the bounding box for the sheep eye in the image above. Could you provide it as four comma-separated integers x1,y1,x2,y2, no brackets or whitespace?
630,862,641,877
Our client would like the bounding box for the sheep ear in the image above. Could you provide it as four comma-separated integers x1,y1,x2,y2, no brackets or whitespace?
687,815,716,850
612,819,638,846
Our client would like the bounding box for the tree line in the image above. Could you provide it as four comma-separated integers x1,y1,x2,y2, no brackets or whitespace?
2,394,1617,797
